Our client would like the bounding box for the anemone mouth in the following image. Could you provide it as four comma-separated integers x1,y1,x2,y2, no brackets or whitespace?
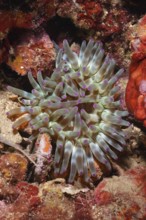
7,40,129,183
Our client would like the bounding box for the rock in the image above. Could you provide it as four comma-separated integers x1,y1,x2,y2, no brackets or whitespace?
7,30,56,76
0,153,28,183
94,166,146,220
0,90,22,144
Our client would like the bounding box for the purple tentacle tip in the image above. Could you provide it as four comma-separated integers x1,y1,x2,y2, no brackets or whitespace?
77,72,81,77
79,171,83,176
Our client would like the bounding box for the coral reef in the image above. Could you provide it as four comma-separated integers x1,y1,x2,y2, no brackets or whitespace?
0,10,34,40
0,0,57,68
0,0,146,219
7,40,129,183
93,166,146,219
126,15,146,127
77,0,102,29
57,0,102,29
0,181,40,220
0,0,133,75
0,1,56,40
0,153,28,183
7,30,56,76
57,0,130,37
0,166,146,220
33,179,75,220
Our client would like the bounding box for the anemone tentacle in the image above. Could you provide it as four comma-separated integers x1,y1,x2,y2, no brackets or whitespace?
7,40,129,183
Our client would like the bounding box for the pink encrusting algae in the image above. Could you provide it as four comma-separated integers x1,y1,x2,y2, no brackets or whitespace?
126,15,146,127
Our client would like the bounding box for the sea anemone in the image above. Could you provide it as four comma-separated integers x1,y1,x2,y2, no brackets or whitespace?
7,40,129,183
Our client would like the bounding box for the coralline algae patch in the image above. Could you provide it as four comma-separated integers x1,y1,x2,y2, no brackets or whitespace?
93,166,146,219
126,59,146,126
126,15,146,127
0,0,56,41
7,40,129,183
7,30,56,77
